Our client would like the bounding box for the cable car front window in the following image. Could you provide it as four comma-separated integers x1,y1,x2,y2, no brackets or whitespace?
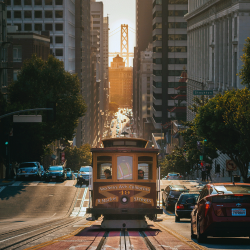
97,156,112,179
138,156,153,180
117,156,133,180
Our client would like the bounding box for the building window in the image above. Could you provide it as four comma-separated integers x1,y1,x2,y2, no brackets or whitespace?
93,21,100,24
168,70,184,76
24,11,32,19
45,23,53,31
153,23,162,29
45,11,53,18
14,11,22,18
55,23,63,31
7,0,11,5
35,0,42,5
35,23,42,31
153,47,162,52
13,46,22,62
92,15,100,18
55,49,63,56
35,11,42,18
168,0,188,3
168,58,187,64
50,49,53,55
7,11,11,18
24,0,32,5
168,22,187,28
45,0,53,5
50,36,53,43
13,70,20,81
55,11,63,18
168,34,187,40
14,0,21,5
24,23,32,31
168,46,187,52
55,36,63,43
55,0,63,5
168,10,188,16
147,77,150,82
14,23,21,31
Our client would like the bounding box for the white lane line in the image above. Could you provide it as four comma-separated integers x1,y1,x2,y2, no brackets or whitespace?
47,182,56,186
0,186,6,193
11,181,22,186
28,181,40,186
65,180,76,186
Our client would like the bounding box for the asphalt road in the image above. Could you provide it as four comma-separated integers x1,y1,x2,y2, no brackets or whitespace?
1,179,250,250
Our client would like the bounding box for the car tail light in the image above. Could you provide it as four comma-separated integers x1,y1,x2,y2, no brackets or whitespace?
205,201,211,217
177,204,184,209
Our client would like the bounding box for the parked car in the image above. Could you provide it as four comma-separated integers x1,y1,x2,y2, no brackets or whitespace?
77,166,91,185
175,192,199,222
40,165,46,180
16,162,42,181
191,183,250,243
162,185,189,210
45,165,67,182
165,172,183,180
66,168,73,180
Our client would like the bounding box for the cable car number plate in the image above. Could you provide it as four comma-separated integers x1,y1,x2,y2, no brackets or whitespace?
232,208,246,216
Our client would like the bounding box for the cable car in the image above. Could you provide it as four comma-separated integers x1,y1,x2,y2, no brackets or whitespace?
87,137,163,228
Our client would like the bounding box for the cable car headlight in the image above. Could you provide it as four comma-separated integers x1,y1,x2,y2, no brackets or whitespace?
121,196,129,204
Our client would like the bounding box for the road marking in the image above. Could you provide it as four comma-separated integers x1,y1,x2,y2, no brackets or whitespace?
0,186,6,193
155,222,207,250
29,181,40,186
12,181,22,186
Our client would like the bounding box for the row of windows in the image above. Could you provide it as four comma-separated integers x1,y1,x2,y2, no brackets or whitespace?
153,34,187,41
168,0,188,3
153,70,187,76
153,46,187,52
8,10,63,19
168,22,187,28
153,81,186,88
7,0,63,5
152,58,187,64
9,22,63,31
168,10,188,16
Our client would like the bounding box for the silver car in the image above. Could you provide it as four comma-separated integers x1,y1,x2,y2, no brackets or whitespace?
16,162,42,181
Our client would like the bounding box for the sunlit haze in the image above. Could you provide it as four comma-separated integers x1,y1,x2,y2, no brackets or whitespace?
100,0,136,66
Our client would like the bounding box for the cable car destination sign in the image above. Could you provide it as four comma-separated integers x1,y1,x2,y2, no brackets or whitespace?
193,90,213,95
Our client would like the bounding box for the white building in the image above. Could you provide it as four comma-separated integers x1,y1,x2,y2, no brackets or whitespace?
7,0,75,73
185,0,250,121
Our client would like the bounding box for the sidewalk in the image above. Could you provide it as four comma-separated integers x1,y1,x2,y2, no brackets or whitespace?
0,178,15,186
198,176,243,184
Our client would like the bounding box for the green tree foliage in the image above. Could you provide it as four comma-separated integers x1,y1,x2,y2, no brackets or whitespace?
64,144,92,171
7,55,86,162
239,37,250,88
160,146,189,177
194,88,250,182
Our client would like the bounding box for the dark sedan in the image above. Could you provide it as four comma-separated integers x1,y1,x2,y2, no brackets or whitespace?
175,192,199,222
45,166,67,182
191,183,250,243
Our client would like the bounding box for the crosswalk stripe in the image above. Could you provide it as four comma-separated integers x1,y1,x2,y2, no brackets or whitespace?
0,186,6,193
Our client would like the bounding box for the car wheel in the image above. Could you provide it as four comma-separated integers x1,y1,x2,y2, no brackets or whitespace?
175,216,180,222
191,222,195,238
162,197,165,207
197,220,207,243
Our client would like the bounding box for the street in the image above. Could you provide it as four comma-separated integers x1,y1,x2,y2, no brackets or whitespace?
0,179,249,249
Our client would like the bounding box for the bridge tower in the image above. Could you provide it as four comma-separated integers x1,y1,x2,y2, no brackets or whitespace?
120,24,129,67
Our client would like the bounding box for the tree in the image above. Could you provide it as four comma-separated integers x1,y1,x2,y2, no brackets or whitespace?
64,144,92,171
7,55,86,162
238,37,250,88
194,88,250,182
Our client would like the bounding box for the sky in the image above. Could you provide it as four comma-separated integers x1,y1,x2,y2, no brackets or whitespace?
100,0,136,66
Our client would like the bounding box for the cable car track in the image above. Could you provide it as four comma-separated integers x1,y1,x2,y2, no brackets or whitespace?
0,216,84,250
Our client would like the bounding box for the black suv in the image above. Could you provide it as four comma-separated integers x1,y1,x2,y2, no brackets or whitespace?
174,192,199,222
162,185,188,210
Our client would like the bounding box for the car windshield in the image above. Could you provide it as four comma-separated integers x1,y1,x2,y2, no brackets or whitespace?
19,163,37,168
179,194,199,203
169,173,179,176
171,185,186,189
80,167,90,172
49,166,63,171
66,168,71,172
170,190,185,196
211,185,250,194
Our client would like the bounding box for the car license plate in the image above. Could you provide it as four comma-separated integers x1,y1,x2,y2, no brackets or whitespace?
52,176,56,178
190,206,195,209
232,208,246,216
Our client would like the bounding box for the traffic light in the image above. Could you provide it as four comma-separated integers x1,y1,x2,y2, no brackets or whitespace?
46,101,56,122
5,141,8,145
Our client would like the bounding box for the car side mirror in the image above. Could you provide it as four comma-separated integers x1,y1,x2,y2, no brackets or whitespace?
161,189,164,191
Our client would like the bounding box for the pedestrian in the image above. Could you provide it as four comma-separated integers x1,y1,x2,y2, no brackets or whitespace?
201,162,206,181
206,164,212,182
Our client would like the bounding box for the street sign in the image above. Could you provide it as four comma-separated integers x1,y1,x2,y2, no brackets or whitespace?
226,160,237,171
193,90,213,95
13,115,42,123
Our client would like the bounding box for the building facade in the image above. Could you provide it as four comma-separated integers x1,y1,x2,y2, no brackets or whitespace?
6,0,75,73
109,55,133,108
185,0,250,121
152,0,188,132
